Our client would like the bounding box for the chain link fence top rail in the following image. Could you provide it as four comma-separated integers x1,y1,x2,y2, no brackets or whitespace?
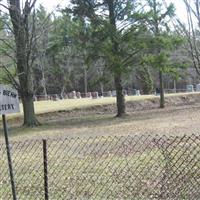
0,134,200,200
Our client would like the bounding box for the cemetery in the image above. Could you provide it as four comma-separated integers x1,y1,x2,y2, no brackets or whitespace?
1,0,200,199
1,91,200,199
0,91,200,139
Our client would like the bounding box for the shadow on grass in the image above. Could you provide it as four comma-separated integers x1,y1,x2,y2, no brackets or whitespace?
1,103,200,139
0,113,138,138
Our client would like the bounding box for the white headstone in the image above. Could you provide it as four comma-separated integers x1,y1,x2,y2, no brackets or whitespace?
86,92,92,98
72,91,77,99
186,85,194,92
136,90,140,96
76,92,81,99
69,91,76,99
112,90,116,97
196,84,200,92
132,89,137,95
107,91,112,97
92,92,99,99
0,85,20,114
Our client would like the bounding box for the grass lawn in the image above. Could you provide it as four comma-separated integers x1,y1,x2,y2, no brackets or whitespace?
0,92,200,140
7,95,157,118
1,92,200,140
1,135,199,199
1,94,200,199
29,92,200,114
3,92,195,120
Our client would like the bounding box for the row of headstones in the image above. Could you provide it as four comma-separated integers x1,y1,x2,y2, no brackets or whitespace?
34,91,100,101
61,90,141,99
186,84,200,92
34,89,141,101
68,91,99,99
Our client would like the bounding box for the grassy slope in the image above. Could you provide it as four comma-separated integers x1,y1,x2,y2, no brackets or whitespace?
6,93,194,120
10,95,155,118
1,93,199,199
0,92,199,140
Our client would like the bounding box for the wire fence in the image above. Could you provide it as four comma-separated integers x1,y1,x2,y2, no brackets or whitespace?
1,134,200,200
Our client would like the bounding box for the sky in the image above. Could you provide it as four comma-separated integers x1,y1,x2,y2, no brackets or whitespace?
35,0,70,11
37,0,187,22
0,0,187,23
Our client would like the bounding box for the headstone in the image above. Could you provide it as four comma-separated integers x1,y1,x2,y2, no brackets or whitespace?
112,90,116,97
72,91,77,99
86,92,92,98
132,89,140,96
196,84,200,92
69,91,76,99
107,91,112,97
186,85,194,92
132,89,137,95
136,90,140,96
92,92,99,99
76,92,81,99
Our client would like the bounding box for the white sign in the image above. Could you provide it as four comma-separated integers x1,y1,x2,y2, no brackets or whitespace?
0,85,20,114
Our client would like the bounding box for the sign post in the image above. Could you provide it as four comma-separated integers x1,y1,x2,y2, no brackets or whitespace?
0,85,20,200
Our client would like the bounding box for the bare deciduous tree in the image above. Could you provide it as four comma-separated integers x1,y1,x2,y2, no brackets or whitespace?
179,0,200,75
0,0,40,126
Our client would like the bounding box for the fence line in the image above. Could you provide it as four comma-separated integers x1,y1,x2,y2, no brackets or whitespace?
1,134,200,199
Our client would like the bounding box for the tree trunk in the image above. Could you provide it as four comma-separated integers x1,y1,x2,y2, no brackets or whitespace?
114,72,126,117
100,82,104,96
40,53,48,99
21,94,40,127
107,0,126,117
173,79,177,93
84,65,88,94
159,70,165,108
61,86,65,99
9,0,39,126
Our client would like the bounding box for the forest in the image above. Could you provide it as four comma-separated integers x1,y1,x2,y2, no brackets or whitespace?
0,0,199,126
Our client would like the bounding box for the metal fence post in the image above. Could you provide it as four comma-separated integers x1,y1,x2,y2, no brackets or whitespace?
43,139,49,200
2,114,17,200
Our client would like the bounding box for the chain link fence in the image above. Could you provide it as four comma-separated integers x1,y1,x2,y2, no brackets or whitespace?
0,135,200,200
